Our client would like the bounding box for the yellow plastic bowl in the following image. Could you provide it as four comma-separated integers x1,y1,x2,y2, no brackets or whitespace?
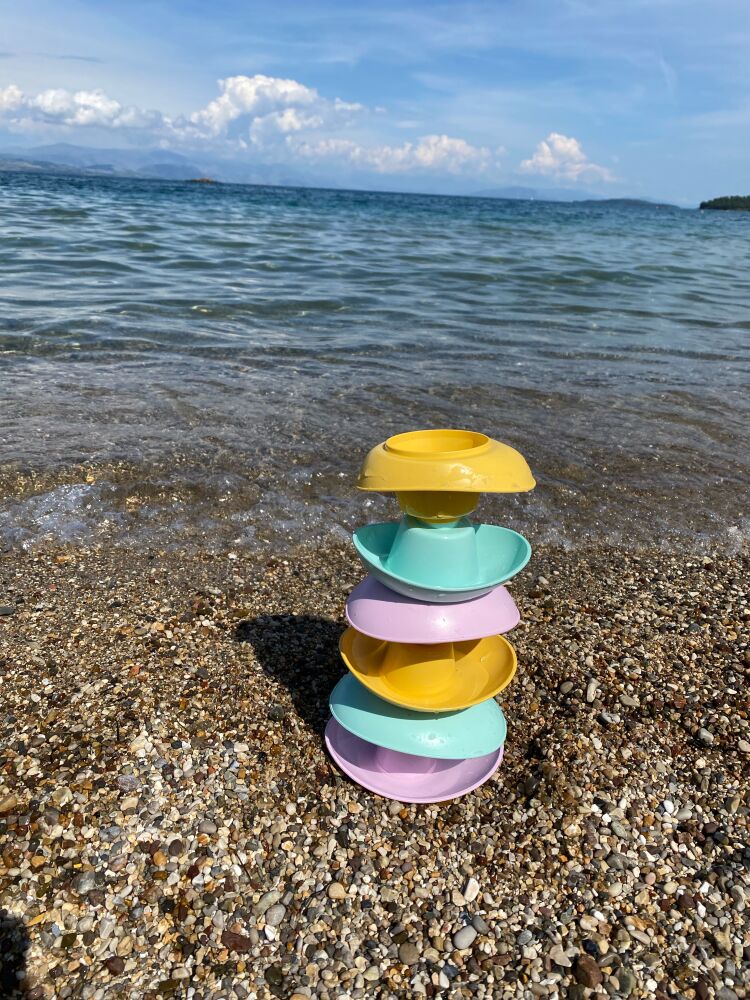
357,428,535,494
339,627,517,713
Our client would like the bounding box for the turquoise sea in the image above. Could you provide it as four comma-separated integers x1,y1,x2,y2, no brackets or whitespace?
1,172,748,551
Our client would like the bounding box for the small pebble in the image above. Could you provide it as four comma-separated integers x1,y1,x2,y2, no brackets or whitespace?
254,890,282,915
0,793,19,815
264,903,286,926
452,926,477,951
72,871,96,894
549,944,571,968
575,954,603,988
462,877,480,902
398,941,420,966
617,967,637,996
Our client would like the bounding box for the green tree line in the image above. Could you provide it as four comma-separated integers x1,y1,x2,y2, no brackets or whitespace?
699,195,750,211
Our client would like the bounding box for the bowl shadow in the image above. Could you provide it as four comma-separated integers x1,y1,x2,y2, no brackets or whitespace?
235,614,345,736
0,909,31,998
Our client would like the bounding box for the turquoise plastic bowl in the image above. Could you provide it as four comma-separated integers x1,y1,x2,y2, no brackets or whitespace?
353,520,531,603
385,515,479,588
329,673,506,760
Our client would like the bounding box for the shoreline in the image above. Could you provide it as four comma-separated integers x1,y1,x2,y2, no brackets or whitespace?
1,540,748,998
1,461,748,559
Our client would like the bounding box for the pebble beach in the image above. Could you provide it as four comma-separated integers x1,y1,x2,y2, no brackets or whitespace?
1,540,748,999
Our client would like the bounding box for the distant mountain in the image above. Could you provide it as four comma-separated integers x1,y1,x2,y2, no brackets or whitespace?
0,143,207,180
0,142,320,187
0,142,677,204
0,154,88,175
25,142,196,170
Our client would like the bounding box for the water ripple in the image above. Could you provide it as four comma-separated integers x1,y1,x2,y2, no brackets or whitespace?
0,172,748,550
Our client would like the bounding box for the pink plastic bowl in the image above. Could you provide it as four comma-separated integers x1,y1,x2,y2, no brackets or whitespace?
345,576,520,644
325,717,503,803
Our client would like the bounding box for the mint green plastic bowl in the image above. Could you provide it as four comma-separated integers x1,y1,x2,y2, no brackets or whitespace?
329,673,506,759
353,520,531,602
385,515,479,588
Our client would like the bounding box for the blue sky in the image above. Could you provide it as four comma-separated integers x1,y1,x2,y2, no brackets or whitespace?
1,0,749,202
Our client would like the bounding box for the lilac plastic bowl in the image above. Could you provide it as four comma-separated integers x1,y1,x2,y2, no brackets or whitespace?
325,718,503,803
346,576,520,644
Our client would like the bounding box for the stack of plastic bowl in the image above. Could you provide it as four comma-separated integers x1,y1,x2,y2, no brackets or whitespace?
325,429,535,804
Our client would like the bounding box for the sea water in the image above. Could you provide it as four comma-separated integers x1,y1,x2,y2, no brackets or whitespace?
1,172,748,551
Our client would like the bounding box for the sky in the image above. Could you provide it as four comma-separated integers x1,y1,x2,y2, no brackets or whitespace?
1,0,749,203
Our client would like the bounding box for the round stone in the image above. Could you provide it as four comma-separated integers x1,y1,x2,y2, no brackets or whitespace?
398,941,420,966
265,904,286,927
452,926,477,951
327,882,346,900
255,890,282,914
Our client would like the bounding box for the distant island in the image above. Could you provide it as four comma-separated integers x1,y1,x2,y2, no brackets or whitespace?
699,195,750,211
475,187,677,208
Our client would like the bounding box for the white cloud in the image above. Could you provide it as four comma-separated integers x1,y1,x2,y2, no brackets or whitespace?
248,108,325,145
0,83,161,130
0,76,495,177
520,132,614,182
186,75,364,150
0,84,24,111
0,76,362,149
190,75,319,134
295,134,492,174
